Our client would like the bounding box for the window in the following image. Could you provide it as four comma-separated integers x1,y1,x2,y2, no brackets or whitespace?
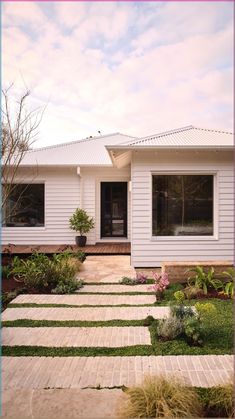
152,175,213,236
3,184,45,227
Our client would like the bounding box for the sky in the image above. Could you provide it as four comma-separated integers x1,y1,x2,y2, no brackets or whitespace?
2,1,234,148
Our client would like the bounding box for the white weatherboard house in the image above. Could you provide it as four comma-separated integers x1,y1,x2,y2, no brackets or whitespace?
2,126,234,267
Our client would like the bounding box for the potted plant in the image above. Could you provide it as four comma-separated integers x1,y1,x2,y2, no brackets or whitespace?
69,208,95,247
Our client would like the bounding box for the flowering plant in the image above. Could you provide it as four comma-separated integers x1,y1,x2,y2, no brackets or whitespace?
149,272,169,300
136,272,148,284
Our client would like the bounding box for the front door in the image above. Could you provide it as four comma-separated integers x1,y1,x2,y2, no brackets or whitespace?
101,182,127,238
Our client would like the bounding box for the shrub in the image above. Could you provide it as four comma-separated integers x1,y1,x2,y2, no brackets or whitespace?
157,316,183,341
173,290,185,304
69,208,94,235
10,252,83,294
184,316,203,346
52,279,83,294
118,375,202,418
119,276,136,285
195,302,217,319
143,315,155,326
170,304,195,320
207,383,234,418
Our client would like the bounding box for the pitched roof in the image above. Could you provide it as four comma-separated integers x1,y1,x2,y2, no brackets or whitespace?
20,133,136,166
123,126,233,148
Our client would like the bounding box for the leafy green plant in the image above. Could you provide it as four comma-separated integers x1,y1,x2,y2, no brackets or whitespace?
184,316,203,346
1,264,12,279
170,304,195,320
207,383,234,418
52,279,83,294
173,290,185,304
119,276,136,285
118,375,202,418
222,268,234,298
69,208,94,236
157,316,184,341
195,302,216,321
10,252,82,293
187,266,223,294
75,250,86,263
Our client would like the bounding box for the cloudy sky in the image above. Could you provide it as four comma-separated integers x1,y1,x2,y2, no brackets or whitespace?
3,1,233,148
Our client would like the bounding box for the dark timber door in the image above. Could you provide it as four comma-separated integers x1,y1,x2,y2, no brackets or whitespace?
101,182,127,238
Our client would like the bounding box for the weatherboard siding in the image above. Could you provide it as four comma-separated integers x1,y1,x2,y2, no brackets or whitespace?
2,167,81,245
131,150,234,267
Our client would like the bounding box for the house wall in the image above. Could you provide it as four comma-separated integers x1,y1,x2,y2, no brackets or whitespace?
80,166,131,244
131,150,234,267
2,167,81,245
2,165,131,246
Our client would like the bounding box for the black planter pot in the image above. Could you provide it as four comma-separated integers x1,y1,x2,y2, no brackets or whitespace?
75,236,87,247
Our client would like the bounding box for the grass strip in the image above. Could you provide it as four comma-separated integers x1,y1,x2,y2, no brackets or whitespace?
8,303,155,308
2,319,145,328
2,345,153,357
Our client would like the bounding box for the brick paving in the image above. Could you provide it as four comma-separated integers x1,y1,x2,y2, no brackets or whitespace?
79,284,154,293
2,355,233,389
2,306,170,321
2,327,151,347
12,294,155,306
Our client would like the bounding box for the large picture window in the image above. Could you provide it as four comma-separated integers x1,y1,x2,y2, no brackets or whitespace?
3,184,45,227
152,175,213,236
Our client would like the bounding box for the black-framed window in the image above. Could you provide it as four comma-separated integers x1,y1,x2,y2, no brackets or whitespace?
3,184,45,227
152,175,213,236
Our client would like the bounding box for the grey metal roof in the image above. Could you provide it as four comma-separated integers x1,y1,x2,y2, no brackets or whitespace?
20,133,136,166
125,126,233,148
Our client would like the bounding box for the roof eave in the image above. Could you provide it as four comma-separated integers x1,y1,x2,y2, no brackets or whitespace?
106,145,233,151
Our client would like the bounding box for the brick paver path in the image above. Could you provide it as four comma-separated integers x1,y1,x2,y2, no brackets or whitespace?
12,294,155,306
80,285,154,293
3,355,233,389
2,306,170,321
3,327,151,347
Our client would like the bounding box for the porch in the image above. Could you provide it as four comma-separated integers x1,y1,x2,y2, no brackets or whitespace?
1,242,131,255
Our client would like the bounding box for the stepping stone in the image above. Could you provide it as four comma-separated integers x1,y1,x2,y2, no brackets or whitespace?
2,306,170,321
11,294,156,306
2,355,233,390
2,327,151,347
79,285,154,293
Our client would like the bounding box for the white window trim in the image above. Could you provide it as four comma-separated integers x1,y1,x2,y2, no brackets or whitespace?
150,171,219,241
2,181,46,229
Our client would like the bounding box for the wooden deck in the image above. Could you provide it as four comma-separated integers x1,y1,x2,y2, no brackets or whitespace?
1,242,131,255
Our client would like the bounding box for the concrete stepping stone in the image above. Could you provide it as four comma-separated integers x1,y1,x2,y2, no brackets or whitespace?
11,294,156,306
2,327,151,347
79,284,154,293
2,306,170,321
2,388,123,419
3,355,233,390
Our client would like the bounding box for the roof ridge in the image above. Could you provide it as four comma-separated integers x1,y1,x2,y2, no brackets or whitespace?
129,125,194,145
193,126,233,135
27,132,128,153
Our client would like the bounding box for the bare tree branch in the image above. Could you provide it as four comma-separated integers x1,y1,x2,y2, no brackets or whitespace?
1,86,44,223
